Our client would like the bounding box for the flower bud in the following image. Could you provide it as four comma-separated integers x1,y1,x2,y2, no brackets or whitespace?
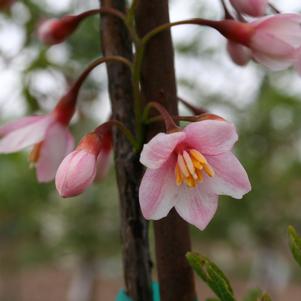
38,16,79,45
55,133,101,198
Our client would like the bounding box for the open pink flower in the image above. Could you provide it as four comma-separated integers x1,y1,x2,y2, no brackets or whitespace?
229,0,267,17
55,129,112,198
0,96,75,182
139,118,251,230
219,14,301,71
38,16,80,45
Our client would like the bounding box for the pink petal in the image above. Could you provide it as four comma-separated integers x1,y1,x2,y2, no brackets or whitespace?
251,31,295,60
55,150,97,198
36,123,74,182
65,129,75,154
0,115,44,136
184,120,238,156
227,41,252,66
0,115,54,153
205,151,251,199
140,131,186,169
253,14,301,48
175,186,218,231
230,0,267,17
95,149,111,181
252,50,294,71
139,157,179,219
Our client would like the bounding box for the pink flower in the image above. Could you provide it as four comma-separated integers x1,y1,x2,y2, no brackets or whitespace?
139,118,251,230
219,14,301,71
55,129,112,198
38,16,79,45
0,96,75,182
229,0,267,17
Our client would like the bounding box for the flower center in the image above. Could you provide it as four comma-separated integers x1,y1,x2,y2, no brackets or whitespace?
175,149,214,188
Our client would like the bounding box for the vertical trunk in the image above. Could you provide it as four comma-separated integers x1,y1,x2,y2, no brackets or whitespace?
99,1,152,300
135,1,196,301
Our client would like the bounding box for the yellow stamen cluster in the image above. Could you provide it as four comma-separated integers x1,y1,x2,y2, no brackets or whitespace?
175,149,214,188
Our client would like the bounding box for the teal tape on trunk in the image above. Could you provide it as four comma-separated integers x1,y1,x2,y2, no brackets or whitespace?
116,282,160,301
116,282,198,301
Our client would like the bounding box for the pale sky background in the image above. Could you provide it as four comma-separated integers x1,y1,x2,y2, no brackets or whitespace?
0,0,301,122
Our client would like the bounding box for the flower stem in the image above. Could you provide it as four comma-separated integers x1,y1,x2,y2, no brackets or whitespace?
77,7,126,22
95,120,139,151
143,102,180,132
70,55,133,97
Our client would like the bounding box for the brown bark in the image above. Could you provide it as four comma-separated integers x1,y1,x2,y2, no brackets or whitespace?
99,1,152,300
135,1,197,301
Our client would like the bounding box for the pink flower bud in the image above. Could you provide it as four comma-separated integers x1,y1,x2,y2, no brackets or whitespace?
229,0,267,17
55,128,112,198
38,16,79,45
55,133,101,198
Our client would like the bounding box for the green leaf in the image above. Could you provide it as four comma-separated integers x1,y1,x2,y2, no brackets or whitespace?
206,298,220,301
186,252,236,301
288,225,301,268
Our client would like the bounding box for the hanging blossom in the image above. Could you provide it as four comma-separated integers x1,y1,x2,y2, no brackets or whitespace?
0,91,76,182
229,0,267,17
139,116,251,230
55,126,112,198
217,14,301,71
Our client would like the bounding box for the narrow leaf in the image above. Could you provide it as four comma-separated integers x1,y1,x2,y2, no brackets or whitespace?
288,225,301,267
186,252,236,301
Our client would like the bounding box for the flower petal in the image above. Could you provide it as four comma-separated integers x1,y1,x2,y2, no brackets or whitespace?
139,157,178,219
227,41,252,66
252,50,294,71
0,115,54,153
0,115,44,136
184,120,238,156
55,150,97,197
205,151,251,199
36,123,74,182
175,186,218,231
95,149,111,181
140,131,186,169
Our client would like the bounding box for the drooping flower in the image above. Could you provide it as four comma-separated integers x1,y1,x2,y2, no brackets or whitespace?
139,117,251,230
38,16,80,45
55,127,112,198
0,92,76,182
229,0,267,17
215,14,301,71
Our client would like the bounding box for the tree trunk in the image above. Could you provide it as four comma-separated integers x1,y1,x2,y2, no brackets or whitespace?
135,1,197,301
99,1,152,300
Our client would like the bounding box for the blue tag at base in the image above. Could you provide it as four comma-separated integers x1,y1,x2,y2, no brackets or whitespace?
116,282,160,301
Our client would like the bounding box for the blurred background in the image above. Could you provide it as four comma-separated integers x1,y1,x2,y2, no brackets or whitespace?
1,0,301,300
